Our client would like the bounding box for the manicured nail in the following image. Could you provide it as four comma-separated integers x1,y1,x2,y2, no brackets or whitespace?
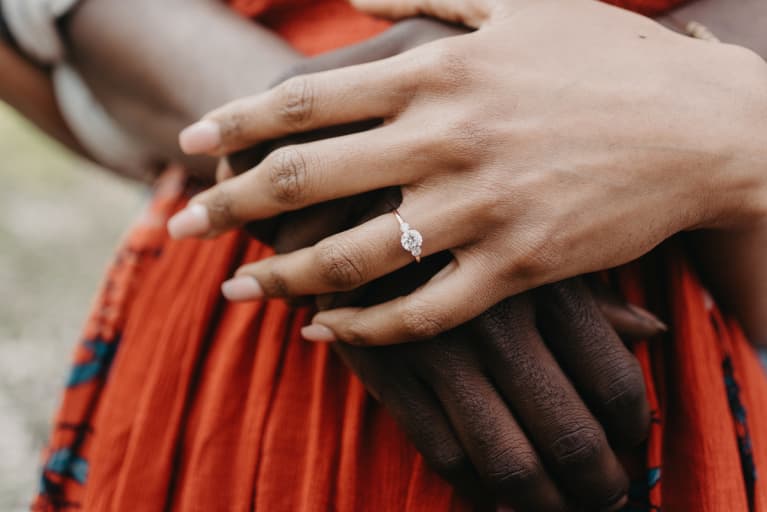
167,203,211,239
301,324,337,343
179,120,221,154
628,304,668,332
221,275,264,301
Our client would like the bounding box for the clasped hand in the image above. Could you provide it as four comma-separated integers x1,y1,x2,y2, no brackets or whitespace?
166,11,678,511
169,0,767,346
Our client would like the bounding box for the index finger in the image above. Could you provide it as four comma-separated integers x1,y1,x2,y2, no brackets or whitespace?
179,51,422,157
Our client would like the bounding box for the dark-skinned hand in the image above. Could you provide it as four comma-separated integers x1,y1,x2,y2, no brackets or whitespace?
223,19,662,511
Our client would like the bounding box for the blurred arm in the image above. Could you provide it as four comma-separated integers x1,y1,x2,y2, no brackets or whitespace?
67,0,301,179
0,42,82,153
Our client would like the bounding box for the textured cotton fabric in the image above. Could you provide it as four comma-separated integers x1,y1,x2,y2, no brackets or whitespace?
33,1,767,511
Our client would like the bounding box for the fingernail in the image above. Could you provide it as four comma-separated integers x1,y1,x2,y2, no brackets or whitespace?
628,304,668,332
167,203,211,239
301,324,337,343
221,275,264,301
179,120,221,154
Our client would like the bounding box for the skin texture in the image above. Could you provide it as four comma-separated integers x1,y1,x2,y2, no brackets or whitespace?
226,28,661,510
10,5,659,509
173,0,767,347
334,277,648,511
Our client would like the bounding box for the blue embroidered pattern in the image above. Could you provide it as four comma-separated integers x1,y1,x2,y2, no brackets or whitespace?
66,337,119,388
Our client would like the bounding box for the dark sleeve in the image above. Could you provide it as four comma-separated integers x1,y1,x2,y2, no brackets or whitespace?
0,4,17,48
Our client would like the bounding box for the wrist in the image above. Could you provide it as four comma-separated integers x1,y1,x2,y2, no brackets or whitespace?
694,46,767,231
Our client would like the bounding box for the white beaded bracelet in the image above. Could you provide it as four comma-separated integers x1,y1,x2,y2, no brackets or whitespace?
53,65,157,181
1,0,78,64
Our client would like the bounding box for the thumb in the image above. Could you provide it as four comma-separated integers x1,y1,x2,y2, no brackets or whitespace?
351,0,492,28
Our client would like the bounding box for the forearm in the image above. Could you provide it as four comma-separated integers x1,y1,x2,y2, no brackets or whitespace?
689,225,767,345
67,0,301,177
664,0,767,344
0,42,82,152
692,104,767,345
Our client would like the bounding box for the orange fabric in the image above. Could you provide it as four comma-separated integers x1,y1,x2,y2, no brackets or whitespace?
32,1,767,511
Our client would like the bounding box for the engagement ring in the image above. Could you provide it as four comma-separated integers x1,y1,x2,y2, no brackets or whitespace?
393,209,423,263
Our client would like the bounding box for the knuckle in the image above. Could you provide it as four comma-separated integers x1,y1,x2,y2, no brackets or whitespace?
603,358,646,412
448,118,491,164
315,240,366,290
260,267,291,297
550,424,606,469
414,342,472,384
338,318,373,346
427,448,472,482
602,358,650,445
481,448,544,493
206,188,237,228
419,116,490,169
400,299,448,340
472,297,535,353
543,280,614,339
266,147,309,205
218,108,249,142
420,43,472,92
504,231,558,285
277,76,315,130
548,279,593,317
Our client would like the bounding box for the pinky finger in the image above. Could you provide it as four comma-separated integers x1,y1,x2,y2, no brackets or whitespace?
303,256,504,346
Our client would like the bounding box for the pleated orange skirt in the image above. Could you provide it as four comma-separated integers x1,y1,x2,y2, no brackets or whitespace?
33,1,767,510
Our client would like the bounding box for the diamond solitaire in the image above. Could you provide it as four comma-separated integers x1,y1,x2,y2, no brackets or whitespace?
393,210,423,263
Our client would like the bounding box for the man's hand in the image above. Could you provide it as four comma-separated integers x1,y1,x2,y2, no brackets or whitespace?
334,272,651,511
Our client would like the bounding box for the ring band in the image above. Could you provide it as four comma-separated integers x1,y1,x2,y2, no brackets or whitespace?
393,209,423,263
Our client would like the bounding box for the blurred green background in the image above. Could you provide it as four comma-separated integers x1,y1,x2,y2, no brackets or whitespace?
0,103,143,511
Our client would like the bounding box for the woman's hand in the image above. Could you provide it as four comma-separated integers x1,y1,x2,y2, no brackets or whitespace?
172,0,767,345
215,22,662,510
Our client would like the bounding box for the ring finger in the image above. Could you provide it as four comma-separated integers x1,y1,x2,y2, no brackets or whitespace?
221,195,467,300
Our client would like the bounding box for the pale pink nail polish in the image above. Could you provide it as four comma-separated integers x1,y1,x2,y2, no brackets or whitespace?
221,276,264,301
301,324,337,343
179,120,221,154
167,204,211,239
